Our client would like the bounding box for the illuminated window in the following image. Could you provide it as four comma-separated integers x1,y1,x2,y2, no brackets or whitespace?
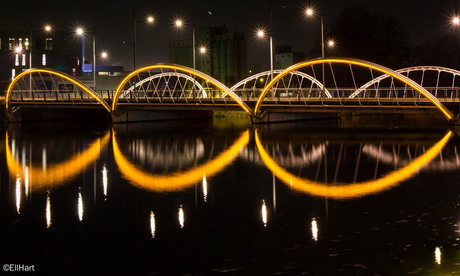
11,69,16,80
21,54,26,66
18,38,23,49
24,38,29,50
45,38,53,50
9,38,15,50
42,54,46,66
14,54,19,66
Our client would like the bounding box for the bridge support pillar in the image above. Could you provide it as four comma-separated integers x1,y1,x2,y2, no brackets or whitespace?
111,106,212,123
449,117,460,125
251,110,338,124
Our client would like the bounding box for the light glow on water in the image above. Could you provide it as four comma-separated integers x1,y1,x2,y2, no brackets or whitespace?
261,200,268,227
203,174,208,202
102,165,108,199
179,206,184,228
78,191,83,222
46,192,51,228
15,176,21,214
435,247,441,264
311,218,318,241
150,211,156,238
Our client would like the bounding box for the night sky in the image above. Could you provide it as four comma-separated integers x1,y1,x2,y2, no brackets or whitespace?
0,0,458,70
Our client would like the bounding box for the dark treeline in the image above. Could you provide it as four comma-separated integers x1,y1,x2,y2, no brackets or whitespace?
308,5,460,70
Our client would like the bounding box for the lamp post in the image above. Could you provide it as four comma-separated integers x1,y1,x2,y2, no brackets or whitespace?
175,19,196,70
306,8,331,98
76,27,85,74
76,27,97,90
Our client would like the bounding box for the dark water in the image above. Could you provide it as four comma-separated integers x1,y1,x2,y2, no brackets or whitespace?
1,119,460,275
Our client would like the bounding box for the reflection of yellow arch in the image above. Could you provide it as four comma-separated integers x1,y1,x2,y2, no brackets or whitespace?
111,64,252,114
113,129,249,192
6,131,110,191
6,68,111,112
255,129,451,199
254,58,454,120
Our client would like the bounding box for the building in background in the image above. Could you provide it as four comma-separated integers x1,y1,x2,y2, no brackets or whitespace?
0,29,84,92
275,45,306,69
0,29,126,93
169,26,247,86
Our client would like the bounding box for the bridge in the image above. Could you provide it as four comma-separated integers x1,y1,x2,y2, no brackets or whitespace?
5,58,460,124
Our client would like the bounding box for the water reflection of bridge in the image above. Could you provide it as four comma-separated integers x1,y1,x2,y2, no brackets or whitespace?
240,138,460,172
5,126,457,237
7,128,456,198
5,58,460,124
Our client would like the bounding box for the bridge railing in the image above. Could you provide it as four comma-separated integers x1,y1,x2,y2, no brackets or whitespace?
251,87,460,106
9,89,101,104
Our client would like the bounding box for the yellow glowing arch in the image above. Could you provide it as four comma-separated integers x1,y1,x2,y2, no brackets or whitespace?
255,129,451,199
113,129,249,192
112,64,252,114
6,68,111,112
254,58,454,120
6,131,110,191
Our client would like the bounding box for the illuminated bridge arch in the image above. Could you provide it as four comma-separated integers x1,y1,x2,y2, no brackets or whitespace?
112,64,251,114
223,70,331,98
113,129,249,192
255,129,452,199
122,72,208,99
349,66,460,99
6,131,110,191
6,68,111,112
254,58,454,120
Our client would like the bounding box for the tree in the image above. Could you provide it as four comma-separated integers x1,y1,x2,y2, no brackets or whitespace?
325,5,412,69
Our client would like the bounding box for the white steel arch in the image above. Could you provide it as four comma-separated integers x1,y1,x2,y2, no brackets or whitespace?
122,72,207,98
221,69,331,98
349,66,460,98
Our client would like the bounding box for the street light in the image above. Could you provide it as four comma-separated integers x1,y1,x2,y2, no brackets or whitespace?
453,16,460,25
175,19,183,28
76,27,97,90
328,40,335,47
101,51,108,59
147,16,155,24
257,29,265,38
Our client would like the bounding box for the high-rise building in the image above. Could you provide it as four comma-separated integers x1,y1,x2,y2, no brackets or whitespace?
169,26,247,86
